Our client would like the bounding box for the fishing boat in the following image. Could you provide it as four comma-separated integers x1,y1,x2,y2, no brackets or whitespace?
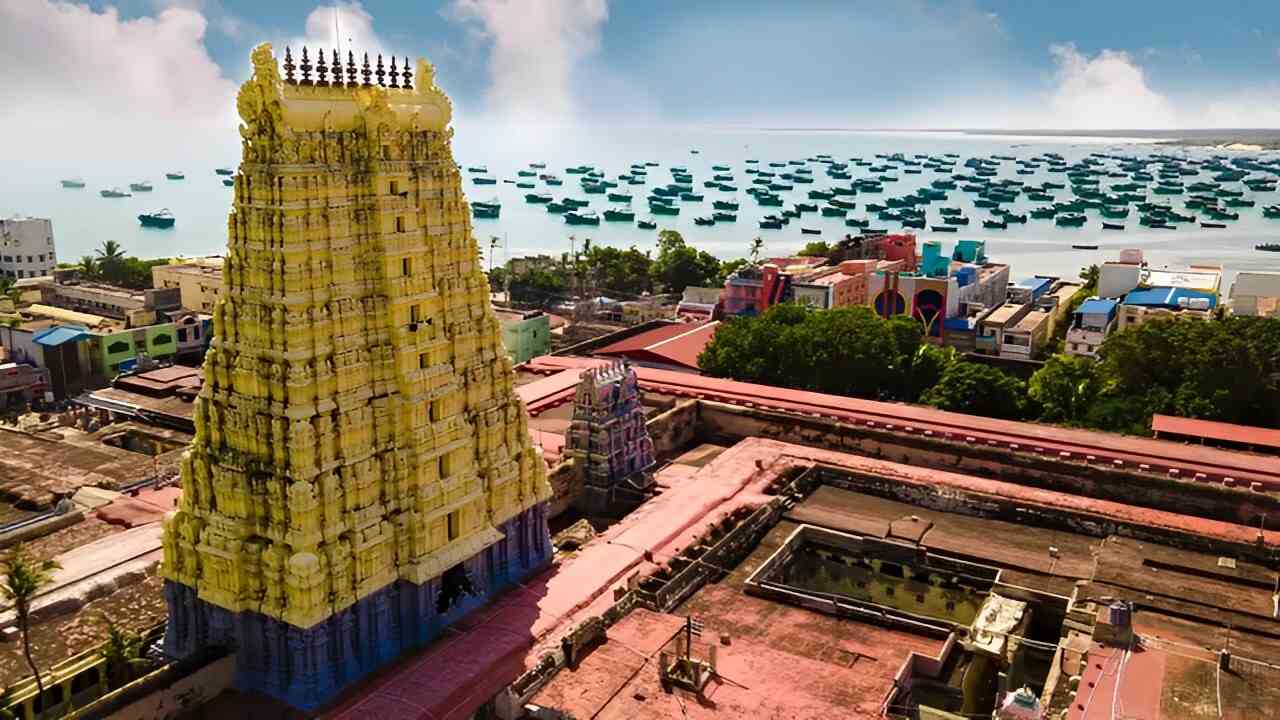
713,200,739,211
516,182,536,189
529,162,546,169
637,220,658,230
517,170,537,177
607,191,633,202
1200,222,1227,229
713,212,737,222
902,217,926,229
472,200,500,219
1101,222,1125,230
650,203,679,216
138,208,176,228
473,176,497,185
795,202,817,213
1071,244,1099,250
546,202,569,214
930,225,958,233
544,175,564,186
165,172,184,180
525,193,553,203
466,166,488,173
60,178,86,188
680,192,704,202
694,216,716,226
821,206,847,217
215,167,233,175
130,181,153,192
100,187,131,198
758,218,783,230
801,227,821,235
1256,243,1280,252
222,178,234,187
565,210,600,225
1055,213,1086,227
604,209,635,222
943,215,970,226
982,219,1007,230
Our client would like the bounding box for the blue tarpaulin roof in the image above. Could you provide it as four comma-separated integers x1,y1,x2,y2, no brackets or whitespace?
33,324,89,347
1122,287,1218,309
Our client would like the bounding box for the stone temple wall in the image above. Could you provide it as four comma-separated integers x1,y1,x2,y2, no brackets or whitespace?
161,43,552,710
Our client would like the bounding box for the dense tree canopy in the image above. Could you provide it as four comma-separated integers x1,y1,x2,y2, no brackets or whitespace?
652,230,723,293
698,304,925,400
921,362,1028,420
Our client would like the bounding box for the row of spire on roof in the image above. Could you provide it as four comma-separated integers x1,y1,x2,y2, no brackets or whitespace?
282,47,413,90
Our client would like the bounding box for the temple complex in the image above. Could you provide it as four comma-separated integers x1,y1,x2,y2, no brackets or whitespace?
159,44,552,710
565,360,656,515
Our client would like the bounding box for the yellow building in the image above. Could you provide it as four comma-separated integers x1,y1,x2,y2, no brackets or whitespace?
161,44,552,711
151,257,225,313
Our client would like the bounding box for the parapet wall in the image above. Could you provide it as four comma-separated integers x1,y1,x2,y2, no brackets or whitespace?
697,401,1280,529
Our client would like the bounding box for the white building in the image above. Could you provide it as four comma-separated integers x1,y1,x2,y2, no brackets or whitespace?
0,217,57,280
1229,271,1280,318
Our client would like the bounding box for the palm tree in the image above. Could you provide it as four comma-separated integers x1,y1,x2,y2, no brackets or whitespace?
749,236,765,264
77,255,97,279
0,278,19,307
1,546,60,719
101,622,148,689
95,240,126,283
488,236,500,275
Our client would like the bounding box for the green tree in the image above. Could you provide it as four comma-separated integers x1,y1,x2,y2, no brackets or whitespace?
1028,354,1100,424
921,362,1027,420
582,246,653,295
698,305,922,400
797,240,830,258
101,622,149,689
903,344,957,403
749,236,765,263
77,255,97,279
651,230,721,293
1,545,60,719
1079,264,1100,290
95,240,126,283
715,258,750,286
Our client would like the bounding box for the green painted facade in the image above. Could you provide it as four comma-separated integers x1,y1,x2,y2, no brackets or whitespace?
500,312,551,365
88,323,178,376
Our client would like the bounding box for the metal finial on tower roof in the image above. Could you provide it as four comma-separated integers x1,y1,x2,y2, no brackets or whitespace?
361,52,372,87
375,54,386,86
388,56,399,88
315,48,328,86
299,46,313,85
332,49,341,86
283,47,296,84
346,50,358,87
401,56,413,89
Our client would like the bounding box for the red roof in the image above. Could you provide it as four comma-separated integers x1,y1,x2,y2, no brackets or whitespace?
1151,414,1280,451
594,321,717,371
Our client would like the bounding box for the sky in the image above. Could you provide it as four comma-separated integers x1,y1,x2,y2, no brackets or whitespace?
1,0,1278,168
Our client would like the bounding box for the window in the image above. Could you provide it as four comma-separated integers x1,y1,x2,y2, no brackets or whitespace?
402,257,412,276
151,333,173,346
107,340,130,354
2,256,10,262
447,510,459,541
418,352,429,369
38,255,44,262
430,399,442,421
389,180,399,195
410,304,421,324
26,256,32,263
382,144,391,160
395,216,406,233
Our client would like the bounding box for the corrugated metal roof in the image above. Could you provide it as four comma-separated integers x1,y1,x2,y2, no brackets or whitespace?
32,324,89,347
596,321,718,371
1151,414,1280,450
1123,287,1217,309
1078,298,1118,316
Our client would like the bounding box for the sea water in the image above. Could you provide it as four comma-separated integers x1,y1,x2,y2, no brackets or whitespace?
3,126,1278,284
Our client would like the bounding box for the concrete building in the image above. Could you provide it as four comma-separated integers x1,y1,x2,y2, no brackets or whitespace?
1097,249,1222,303
0,216,56,280
1228,271,1280,317
159,44,553,712
721,264,791,316
1066,298,1119,358
675,286,720,319
494,307,551,364
999,307,1053,360
975,302,1031,356
39,278,181,327
1117,286,1217,330
151,257,224,313
869,240,1009,342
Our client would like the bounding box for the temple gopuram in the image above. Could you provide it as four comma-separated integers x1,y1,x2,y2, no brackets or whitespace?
565,360,656,515
160,43,552,711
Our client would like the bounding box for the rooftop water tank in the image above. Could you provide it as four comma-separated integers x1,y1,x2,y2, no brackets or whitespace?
1108,600,1131,628
1118,248,1144,265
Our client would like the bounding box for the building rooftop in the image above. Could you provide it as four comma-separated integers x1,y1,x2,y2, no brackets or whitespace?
1123,286,1218,309
1009,308,1051,333
982,302,1025,327
1077,298,1118,316
1142,266,1221,293
23,304,117,329
1151,413,1280,452
594,321,717,372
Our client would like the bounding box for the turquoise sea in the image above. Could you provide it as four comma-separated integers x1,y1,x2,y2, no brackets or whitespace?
4,127,1278,284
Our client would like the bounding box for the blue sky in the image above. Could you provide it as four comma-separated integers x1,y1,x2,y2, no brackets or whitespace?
1,0,1277,168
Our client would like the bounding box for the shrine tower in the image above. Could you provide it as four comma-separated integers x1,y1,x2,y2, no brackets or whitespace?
160,44,552,710
565,360,656,515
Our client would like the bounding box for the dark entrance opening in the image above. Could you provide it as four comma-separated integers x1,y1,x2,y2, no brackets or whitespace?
436,563,475,614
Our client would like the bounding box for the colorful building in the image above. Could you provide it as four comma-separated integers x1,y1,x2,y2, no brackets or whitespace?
1066,299,1119,358
152,257,225,313
161,44,552,711
868,240,1009,341
565,360,656,515
495,307,551,364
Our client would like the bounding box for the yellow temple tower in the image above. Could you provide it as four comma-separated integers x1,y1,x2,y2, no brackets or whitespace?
161,43,552,710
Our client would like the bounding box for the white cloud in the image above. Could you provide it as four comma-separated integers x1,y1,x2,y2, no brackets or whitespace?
153,0,247,39
447,0,609,124
0,1,239,168
1044,43,1179,129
